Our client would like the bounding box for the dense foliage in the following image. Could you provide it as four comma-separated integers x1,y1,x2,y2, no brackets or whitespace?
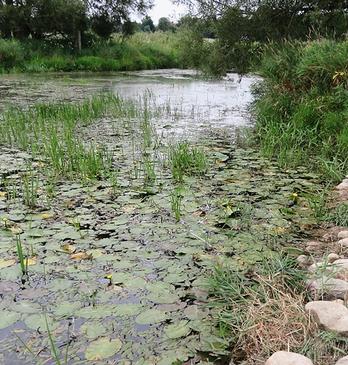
254,40,348,181
0,32,182,72
0,0,153,43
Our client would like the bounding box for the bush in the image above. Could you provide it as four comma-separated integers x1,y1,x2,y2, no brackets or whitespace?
0,33,181,73
0,39,24,69
254,39,348,182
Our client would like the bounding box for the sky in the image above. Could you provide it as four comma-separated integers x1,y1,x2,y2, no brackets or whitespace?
147,0,189,24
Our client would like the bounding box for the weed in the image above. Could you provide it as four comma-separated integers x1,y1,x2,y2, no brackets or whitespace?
16,236,28,278
171,186,183,222
326,203,348,227
169,142,208,183
255,40,348,182
21,170,38,208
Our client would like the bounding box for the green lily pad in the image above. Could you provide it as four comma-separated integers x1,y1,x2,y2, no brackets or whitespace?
80,322,109,339
0,311,20,329
85,337,122,361
53,301,82,317
24,314,57,332
135,309,166,325
164,321,191,339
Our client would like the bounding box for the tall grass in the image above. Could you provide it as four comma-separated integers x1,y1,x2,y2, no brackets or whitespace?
0,94,141,180
209,255,348,364
254,40,348,182
169,142,208,183
0,33,180,73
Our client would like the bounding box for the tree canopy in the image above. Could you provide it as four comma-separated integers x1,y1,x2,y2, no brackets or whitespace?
175,0,348,40
0,0,154,41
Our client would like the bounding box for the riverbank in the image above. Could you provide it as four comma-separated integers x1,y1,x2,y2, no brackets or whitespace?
0,33,181,73
254,39,348,183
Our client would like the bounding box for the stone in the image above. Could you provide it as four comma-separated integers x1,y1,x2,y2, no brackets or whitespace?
305,241,324,253
305,301,348,336
328,253,340,263
336,356,348,365
308,262,332,273
333,259,348,269
307,278,348,299
297,255,312,267
337,179,348,191
338,231,348,240
339,238,348,248
265,351,313,365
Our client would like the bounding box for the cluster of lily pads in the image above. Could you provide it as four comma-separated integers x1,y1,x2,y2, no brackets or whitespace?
0,88,321,364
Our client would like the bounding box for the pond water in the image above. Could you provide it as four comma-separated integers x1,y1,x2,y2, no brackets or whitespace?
0,69,257,139
0,70,318,365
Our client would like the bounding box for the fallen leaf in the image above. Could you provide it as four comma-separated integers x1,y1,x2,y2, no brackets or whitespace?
61,244,76,254
70,252,93,261
0,259,16,269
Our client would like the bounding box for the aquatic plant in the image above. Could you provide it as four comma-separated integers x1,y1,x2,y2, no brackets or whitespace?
169,142,208,183
16,236,28,277
170,186,183,222
21,170,39,208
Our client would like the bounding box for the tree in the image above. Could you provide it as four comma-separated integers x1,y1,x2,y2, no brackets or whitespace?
175,0,348,40
157,17,174,32
89,0,153,38
141,15,155,32
0,0,154,41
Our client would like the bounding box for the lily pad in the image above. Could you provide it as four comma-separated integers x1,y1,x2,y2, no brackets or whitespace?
164,321,191,339
0,311,20,329
85,337,122,361
135,309,166,325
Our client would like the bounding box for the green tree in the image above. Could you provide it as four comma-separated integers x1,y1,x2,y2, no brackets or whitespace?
141,15,155,32
157,17,174,32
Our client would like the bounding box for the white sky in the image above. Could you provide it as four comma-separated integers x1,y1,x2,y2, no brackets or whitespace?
148,0,188,24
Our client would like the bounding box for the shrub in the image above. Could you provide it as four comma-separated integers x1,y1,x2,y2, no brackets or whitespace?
0,39,24,69
254,39,348,182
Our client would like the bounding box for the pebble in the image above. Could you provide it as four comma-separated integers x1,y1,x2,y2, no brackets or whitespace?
328,253,340,263
305,241,324,253
338,231,348,240
265,351,313,365
339,238,348,248
307,278,348,299
337,179,348,190
336,356,348,365
305,301,348,336
297,255,312,267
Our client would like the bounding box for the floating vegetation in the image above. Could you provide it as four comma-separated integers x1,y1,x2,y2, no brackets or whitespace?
0,73,323,365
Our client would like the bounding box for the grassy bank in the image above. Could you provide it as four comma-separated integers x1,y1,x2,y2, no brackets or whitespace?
0,32,181,73
254,39,348,182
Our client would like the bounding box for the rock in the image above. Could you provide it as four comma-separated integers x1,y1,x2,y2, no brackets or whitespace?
337,179,348,191
308,262,332,273
333,259,348,269
328,253,340,263
306,241,324,253
305,301,348,336
265,351,313,365
297,255,312,267
307,277,348,299
338,231,348,240
339,238,348,248
336,356,348,365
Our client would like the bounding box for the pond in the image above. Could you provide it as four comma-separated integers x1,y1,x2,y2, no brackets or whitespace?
0,70,318,365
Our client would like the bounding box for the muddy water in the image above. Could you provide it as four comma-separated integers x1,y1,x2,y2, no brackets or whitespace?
0,70,318,365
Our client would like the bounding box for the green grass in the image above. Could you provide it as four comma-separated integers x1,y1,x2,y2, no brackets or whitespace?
254,40,348,182
170,186,183,222
169,142,208,183
208,254,348,364
0,94,137,180
0,32,181,73
16,236,28,277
